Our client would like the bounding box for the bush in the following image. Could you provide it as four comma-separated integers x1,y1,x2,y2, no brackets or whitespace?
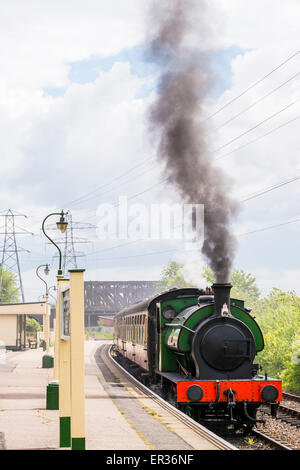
26,318,42,333
255,289,300,388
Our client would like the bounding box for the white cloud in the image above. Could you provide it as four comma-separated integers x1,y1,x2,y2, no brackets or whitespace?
0,0,145,92
2,62,160,210
0,1,300,300
215,0,300,51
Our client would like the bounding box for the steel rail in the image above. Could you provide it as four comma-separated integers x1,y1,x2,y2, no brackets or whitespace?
251,429,292,451
283,391,300,403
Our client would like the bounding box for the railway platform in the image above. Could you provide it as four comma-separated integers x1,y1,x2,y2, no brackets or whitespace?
0,341,235,450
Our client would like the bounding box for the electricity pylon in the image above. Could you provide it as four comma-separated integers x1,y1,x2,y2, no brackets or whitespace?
0,209,33,303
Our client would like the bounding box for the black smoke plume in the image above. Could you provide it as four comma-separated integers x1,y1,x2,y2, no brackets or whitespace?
146,0,240,282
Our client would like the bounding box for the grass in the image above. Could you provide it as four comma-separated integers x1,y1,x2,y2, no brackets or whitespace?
85,327,113,341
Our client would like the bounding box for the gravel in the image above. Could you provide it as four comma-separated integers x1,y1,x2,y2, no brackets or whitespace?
255,410,300,450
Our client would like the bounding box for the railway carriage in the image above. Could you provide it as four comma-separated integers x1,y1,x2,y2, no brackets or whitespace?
114,284,282,427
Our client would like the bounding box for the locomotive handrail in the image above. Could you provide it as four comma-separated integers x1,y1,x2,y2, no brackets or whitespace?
164,323,195,334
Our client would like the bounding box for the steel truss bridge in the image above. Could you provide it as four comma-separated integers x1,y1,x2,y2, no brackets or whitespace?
84,281,157,327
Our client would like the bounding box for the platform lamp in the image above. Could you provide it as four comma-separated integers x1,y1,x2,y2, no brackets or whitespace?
36,264,50,296
42,211,68,276
41,211,68,409
48,285,57,303
36,264,50,353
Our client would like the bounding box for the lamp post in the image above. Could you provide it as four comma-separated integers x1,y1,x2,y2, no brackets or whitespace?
42,210,68,276
48,285,57,304
36,264,50,353
42,211,68,407
36,264,50,296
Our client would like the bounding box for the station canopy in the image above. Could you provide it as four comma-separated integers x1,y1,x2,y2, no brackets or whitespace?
0,302,47,316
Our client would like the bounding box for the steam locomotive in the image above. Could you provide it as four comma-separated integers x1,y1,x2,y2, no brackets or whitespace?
113,283,282,427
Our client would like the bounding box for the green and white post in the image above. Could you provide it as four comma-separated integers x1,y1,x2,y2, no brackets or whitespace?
46,277,63,411
42,210,69,411
69,269,86,450
59,278,71,447
53,274,64,381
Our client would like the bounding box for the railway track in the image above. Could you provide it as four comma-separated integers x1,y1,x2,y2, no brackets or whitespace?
283,391,300,402
251,428,293,450
252,395,300,450
104,345,300,450
259,402,300,428
98,343,237,451
277,405,300,427
249,391,300,450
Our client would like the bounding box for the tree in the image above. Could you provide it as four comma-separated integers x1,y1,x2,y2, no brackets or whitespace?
255,289,300,383
281,335,300,393
0,268,20,303
155,261,195,293
201,266,261,306
201,266,215,285
26,318,42,333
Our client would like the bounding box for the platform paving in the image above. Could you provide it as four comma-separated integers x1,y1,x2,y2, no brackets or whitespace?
0,348,58,449
0,342,148,450
84,341,148,450
0,341,228,450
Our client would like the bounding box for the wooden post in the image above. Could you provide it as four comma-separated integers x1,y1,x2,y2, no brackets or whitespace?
45,295,50,353
53,275,64,380
69,269,85,450
58,278,71,447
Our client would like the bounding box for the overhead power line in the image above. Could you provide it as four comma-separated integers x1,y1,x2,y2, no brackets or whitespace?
69,161,158,209
82,111,300,224
206,50,300,121
64,156,155,208
215,113,300,161
77,176,170,224
214,97,300,153
85,216,300,263
216,71,300,130
84,171,300,258
240,175,300,202
76,111,299,226
238,217,300,237
77,102,300,223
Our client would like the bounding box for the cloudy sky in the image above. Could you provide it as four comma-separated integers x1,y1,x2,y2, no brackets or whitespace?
0,0,299,301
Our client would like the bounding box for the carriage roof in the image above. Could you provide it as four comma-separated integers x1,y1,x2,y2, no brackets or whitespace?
114,287,205,319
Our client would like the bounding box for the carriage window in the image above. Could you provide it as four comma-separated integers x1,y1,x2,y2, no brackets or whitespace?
140,315,143,345
144,315,148,346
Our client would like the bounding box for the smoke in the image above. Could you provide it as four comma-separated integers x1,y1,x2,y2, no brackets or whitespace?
146,0,240,282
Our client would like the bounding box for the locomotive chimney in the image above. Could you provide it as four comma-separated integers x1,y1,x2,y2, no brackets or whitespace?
212,283,232,317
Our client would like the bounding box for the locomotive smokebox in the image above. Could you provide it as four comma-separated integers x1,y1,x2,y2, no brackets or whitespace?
212,283,232,317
